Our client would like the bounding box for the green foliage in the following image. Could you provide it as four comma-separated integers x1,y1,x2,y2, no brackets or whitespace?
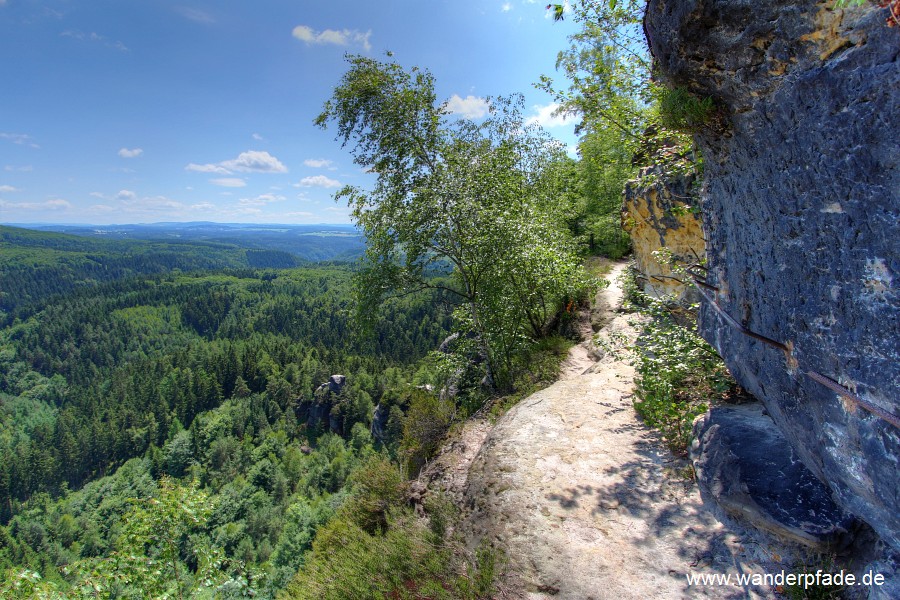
400,391,456,475
0,477,244,599
541,1,705,189
284,493,499,600
782,554,846,600
655,86,716,133
622,269,735,454
317,55,594,392
339,455,406,534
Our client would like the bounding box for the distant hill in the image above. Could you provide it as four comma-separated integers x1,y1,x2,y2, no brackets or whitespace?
28,222,366,263
0,223,366,321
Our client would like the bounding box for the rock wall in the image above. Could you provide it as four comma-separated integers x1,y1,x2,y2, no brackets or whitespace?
645,0,900,549
622,166,705,301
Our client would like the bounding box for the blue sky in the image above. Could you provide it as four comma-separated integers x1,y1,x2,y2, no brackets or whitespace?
0,0,580,225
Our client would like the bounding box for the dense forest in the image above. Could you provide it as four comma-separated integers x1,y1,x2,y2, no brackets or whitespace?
0,248,456,595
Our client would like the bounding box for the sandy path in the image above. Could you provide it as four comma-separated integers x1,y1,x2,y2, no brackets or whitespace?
460,262,780,599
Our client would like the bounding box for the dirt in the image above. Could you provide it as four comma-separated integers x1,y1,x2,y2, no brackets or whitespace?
421,261,798,599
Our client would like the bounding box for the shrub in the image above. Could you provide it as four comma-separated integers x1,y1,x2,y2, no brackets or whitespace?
656,86,715,133
627,280,735,454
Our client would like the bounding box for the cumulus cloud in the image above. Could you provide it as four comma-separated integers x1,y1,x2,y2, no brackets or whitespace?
0,185,19,193
303,158,333,168
502,3,513,12
210,178,247,188
221,151,287,173
118,147,143,158
187,150,287,175
252,133,264,141
116,189,137,201
1,133,40,149
190,202,216,211
445,95,490,119
292,25,372,51
296,175,341,188
525,103,578,128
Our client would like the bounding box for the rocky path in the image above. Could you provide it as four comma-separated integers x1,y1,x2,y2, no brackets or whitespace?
457,262,781,599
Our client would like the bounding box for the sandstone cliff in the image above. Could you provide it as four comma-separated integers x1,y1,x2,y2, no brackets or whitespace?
645,0,899,550
622,166,705,302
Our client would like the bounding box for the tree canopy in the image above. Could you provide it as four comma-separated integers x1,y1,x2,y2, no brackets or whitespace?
316,55,593,389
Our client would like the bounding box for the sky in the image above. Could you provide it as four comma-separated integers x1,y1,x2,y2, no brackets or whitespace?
0,0,582,226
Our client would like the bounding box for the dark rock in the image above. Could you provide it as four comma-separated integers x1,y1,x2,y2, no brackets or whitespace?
692,404,858,550
303,374,349,435
371,401,389,444
647,0,900,549
438,332,460,354
328,374,346,393
865,549,899,600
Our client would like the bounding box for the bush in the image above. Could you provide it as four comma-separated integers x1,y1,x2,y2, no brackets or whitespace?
400,391,456,475
284,511,498,600
656,86,715,133
627,278,735,454
340,455,406,534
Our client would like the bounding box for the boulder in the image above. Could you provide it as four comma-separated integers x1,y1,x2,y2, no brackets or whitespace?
692,404,857,551
646,0,900,549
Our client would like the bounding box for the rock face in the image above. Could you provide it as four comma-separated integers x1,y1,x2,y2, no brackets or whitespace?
692,404,858,551
646,1,900,549
622,166,705,301
299,374,347,434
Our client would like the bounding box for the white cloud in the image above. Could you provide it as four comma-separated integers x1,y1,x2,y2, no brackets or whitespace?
221,150,287,173
176,7,215,24
445,94,490,119
118,147,143,158
526,103,578,128
61,30,128,51
1,133,40,149
210,177,247,188
303,158,333,169
116,189,137,201
292,25,372,51
0,185,19,193
502,3,513,12
5,165,33,172
0,198,70,211
187,150,287,175
88,204,115,213
296,175,341,188
239,193,286,206
190,202,216,211
252,133,264,141
186,163,231,174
